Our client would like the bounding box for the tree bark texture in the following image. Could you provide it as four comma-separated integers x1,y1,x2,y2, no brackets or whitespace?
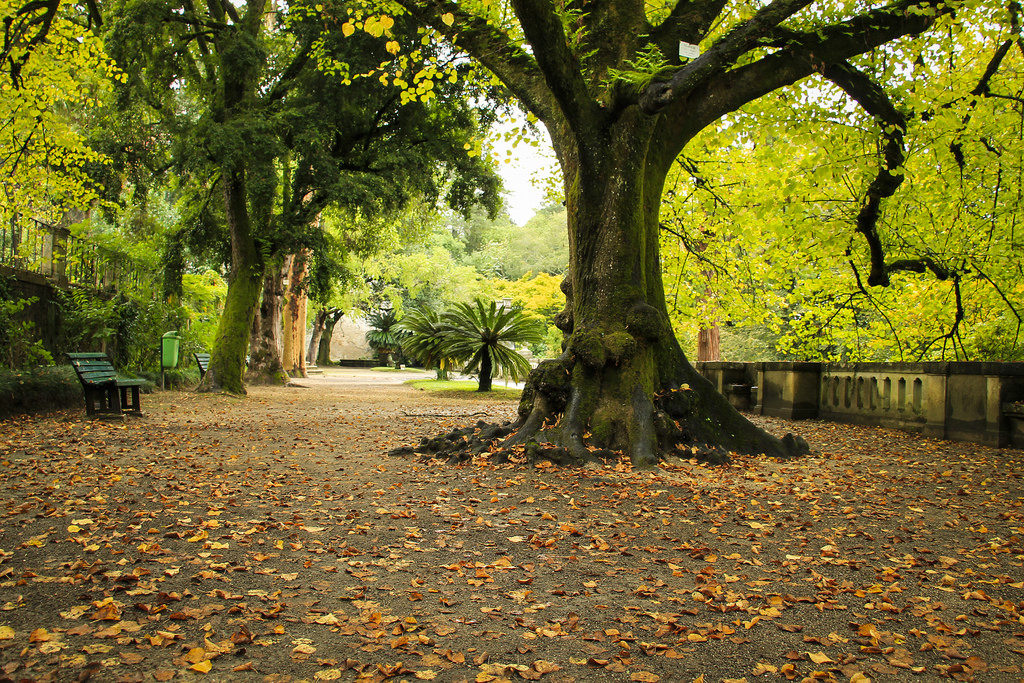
316,311,342,366
199,170,264,395
697,326,721,362
477,349,493,392
307,308,328,365
282,250,308,377
504,113,807,465
246,257,290,385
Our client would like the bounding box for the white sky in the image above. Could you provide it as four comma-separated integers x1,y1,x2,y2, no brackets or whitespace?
487,117,560,225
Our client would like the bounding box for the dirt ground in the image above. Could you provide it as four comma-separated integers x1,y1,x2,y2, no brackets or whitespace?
0,367,1022,683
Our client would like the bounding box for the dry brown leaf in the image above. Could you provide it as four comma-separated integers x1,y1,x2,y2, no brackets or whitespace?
189,660,213,674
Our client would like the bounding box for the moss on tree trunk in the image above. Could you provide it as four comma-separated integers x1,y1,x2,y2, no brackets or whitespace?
199,170,265,395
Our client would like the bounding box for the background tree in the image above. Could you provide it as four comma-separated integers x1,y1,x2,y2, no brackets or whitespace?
365,308,404,366
399,305,457,379
101,0,501,392
442,299,544,392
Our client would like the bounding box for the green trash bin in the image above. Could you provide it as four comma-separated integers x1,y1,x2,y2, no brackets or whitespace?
161,331,181,370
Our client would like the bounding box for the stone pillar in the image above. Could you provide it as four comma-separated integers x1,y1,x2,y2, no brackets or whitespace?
922,370,947,440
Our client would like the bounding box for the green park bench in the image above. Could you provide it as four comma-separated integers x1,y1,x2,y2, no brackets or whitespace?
66,352,145,417
194,351,211,380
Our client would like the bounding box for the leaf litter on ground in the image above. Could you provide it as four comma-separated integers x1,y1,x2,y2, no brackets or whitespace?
0,368,1021,682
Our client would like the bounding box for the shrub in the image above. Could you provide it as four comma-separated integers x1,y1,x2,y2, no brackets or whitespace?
0,366,82,417
0,277,53,370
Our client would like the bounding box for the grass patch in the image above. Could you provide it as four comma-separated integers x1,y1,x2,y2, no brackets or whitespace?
372,366,428,373
405,379,522,400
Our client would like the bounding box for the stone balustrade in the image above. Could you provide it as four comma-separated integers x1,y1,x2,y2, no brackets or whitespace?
695,361,1024,448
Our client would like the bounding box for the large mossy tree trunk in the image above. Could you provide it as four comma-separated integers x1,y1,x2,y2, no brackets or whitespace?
508,113,805,465
390,0,943,466
200,170,265,395
196,2,273,395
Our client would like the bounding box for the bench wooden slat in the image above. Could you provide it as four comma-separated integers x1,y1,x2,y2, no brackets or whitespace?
194,352,211,379
66,352,143,417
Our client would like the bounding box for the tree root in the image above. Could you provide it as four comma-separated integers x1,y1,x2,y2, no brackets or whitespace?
389,355,809,469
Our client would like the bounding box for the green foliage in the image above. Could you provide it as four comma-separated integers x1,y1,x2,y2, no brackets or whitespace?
456,204,568,280
486,271,565,358
604,45,675,93
57,289,119,353
399,306,458,379
441,299,545,390
54,271,224,372
0,279,53,370
659,9,1024,362
365,308,405,364
0,0,119,228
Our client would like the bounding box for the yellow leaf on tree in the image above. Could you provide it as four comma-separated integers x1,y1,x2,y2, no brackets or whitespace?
342,22,355,37
441,12,455,26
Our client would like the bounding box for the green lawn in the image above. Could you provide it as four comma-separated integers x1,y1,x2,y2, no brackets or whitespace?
405,379,522,400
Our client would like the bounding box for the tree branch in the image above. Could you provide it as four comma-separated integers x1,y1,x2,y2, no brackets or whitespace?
266,33,315,104
640,0,817,114
509,0,599,132
392,0,561,126
678,0,950,135
823,61,906,287
649,0,729,49
2,0,61,88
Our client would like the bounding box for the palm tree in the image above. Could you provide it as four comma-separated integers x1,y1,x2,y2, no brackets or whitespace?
443,299,545,392
365,309,404,367
399,306,457,380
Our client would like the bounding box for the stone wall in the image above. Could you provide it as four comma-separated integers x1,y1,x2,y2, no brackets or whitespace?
696,361,1024,448
328,316,373,361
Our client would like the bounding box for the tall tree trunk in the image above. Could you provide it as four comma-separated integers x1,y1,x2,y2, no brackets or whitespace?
307,308,328,365
697,326,721,361
246,257,289,385
200,170,264,395
282,250,308,377
477,349,492,392
509,114,806,464
316,310,341,366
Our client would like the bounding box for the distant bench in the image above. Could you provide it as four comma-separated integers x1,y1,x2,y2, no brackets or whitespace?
66,352,145,417
194,352,211,380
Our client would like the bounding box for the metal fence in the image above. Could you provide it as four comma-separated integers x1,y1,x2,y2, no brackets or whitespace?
1,214,148,295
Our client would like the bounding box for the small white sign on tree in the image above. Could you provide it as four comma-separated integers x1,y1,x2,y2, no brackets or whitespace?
679,42,701,60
